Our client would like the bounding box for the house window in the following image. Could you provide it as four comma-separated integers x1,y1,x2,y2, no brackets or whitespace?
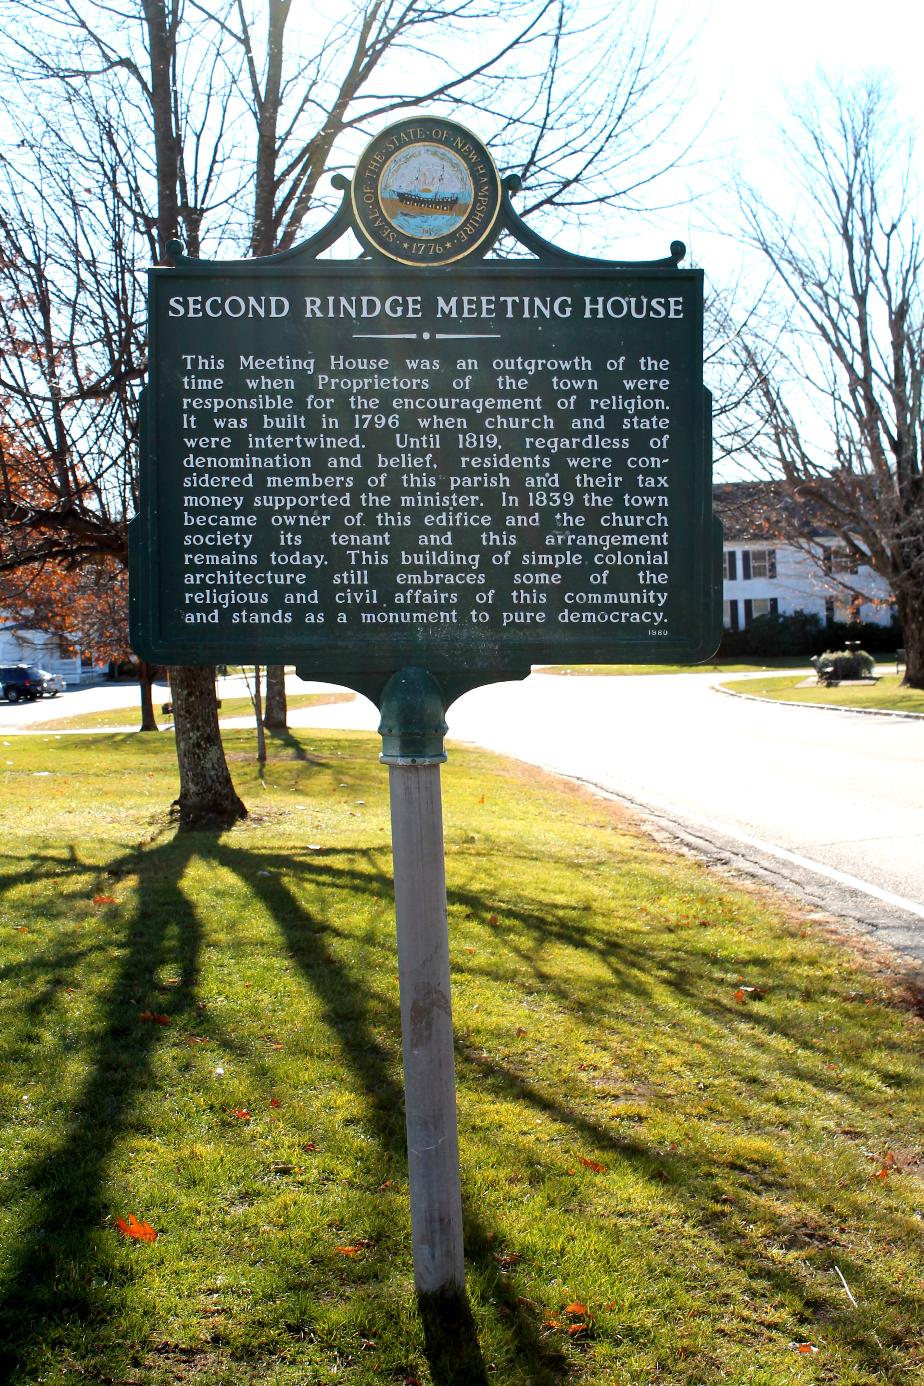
823,547,859,576
743,548,777,580
723,600,740,630
723,550,737,581
825,596,853,624
743,597,779,625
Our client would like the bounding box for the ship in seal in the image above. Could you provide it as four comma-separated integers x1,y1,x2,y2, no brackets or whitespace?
395,189,459,213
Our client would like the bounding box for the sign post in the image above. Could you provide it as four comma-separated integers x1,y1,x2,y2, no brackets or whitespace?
130,115,722,1297
380,668,463,1291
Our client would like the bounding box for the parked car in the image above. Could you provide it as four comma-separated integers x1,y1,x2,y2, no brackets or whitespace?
0,665,45,702
37,669,65,697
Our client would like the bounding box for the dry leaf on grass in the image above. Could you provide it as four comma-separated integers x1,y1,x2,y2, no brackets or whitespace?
116,1214,157,1243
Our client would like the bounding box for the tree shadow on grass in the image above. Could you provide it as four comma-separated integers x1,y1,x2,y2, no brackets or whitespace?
0,809,919,1382
212,839,568,1386
211,837,924,1381
0,830,209,1383
266,727,316,763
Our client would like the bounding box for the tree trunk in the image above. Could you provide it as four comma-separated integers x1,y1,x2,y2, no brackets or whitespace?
264,664,288,729
170,665,247,830
137,4,246,824
254,664,267,766
142,0,180,255
138,660,159,732
895,589,924,690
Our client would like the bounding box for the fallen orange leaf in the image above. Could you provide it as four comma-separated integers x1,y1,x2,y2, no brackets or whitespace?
515,1027,528,1037
93,894,117,906
139,1011,170,1025
578,1155,606,1174
335,1245,362,1257
269,1097,281,1109
735,984,766,1002
232,1108,251,1121
116,1213,157,1243
564,1302,588,1316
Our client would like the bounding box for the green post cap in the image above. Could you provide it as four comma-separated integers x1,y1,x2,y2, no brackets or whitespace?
378,668,448,766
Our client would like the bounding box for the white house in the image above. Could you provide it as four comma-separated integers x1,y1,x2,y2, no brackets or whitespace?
0,624,83,684
713,483,895,632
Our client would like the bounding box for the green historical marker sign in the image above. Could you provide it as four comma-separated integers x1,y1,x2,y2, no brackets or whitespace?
131,120,721,688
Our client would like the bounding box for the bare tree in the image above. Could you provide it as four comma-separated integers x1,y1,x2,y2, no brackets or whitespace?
0,0,248,812
0,130,168,731
728,77,923,686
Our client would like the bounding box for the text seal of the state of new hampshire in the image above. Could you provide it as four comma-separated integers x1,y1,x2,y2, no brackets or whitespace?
352,118,502,266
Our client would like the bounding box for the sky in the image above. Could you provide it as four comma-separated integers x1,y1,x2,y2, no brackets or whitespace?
606,0,923,269
672,0,922,132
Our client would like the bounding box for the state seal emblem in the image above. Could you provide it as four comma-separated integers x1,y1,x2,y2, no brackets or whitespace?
352,118,502,265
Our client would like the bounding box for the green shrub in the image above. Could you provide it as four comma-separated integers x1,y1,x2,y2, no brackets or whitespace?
719,609,824,657
818,648,875,679
719,611,901,659
822,618,902,655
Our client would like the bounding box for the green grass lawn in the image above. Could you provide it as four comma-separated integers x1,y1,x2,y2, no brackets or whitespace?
720,673,924,716
32,691,354,733
0,729,923,1384
538,658,816,676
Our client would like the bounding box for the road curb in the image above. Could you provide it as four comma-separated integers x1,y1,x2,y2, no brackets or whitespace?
714,682,924,721
553,774,924,967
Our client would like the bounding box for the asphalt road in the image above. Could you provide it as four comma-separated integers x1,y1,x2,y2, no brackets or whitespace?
440,672,924,961
5,670,923,962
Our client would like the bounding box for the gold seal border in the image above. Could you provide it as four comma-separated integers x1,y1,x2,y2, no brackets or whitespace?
352,117,502,267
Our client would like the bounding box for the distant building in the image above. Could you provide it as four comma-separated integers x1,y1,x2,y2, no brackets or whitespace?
713,482,895,632
0,623,83,684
